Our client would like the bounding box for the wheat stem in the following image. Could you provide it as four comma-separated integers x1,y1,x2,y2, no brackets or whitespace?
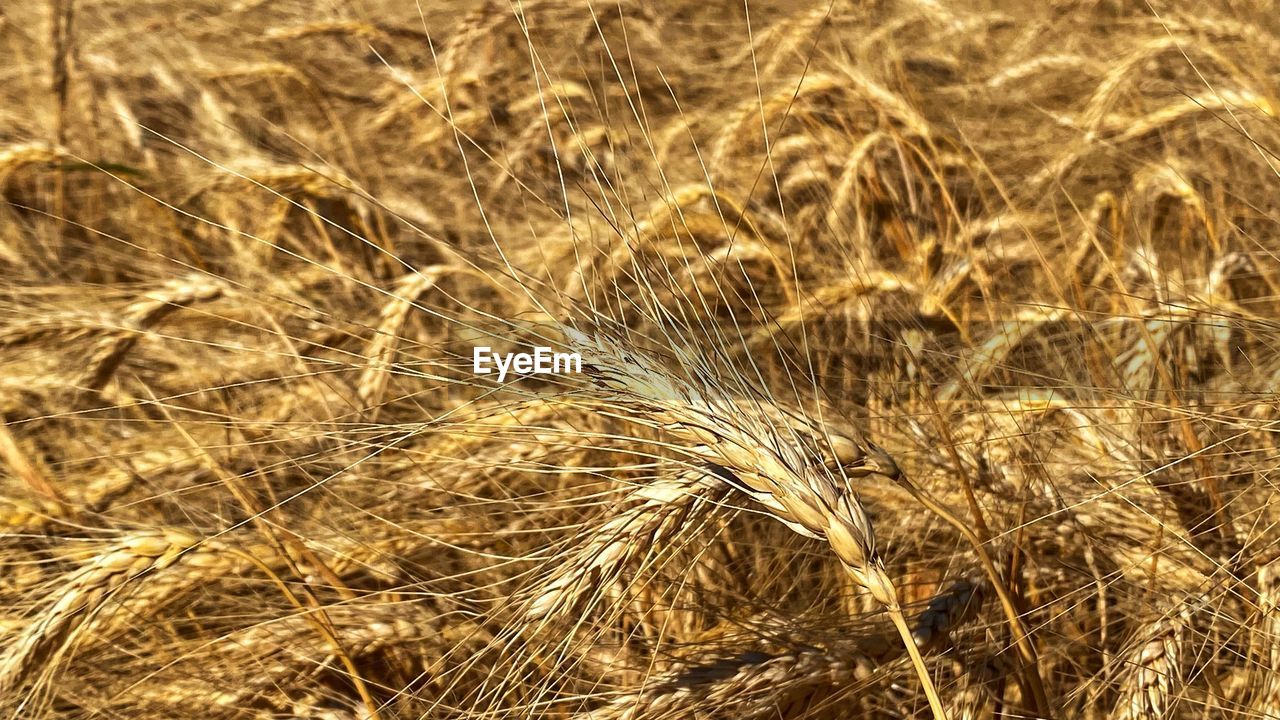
893,470,1052,716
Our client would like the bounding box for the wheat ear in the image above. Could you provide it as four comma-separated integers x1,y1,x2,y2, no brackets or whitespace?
524,467,725,621
0,529,202,696
0,421,65,508
357,267,443,418
1252,565,1280,717
1109,607,1188,720
78,274,224,393
566,327,951,720
574,578,987,720
574,648,874,720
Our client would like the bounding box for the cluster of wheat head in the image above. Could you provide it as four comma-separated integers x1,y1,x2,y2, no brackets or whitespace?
3,0,1280,718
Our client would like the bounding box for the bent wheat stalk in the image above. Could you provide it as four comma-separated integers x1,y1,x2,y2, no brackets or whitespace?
565,327,951,720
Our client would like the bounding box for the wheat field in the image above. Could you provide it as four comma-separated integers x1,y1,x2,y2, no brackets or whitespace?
2,0,1280,718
